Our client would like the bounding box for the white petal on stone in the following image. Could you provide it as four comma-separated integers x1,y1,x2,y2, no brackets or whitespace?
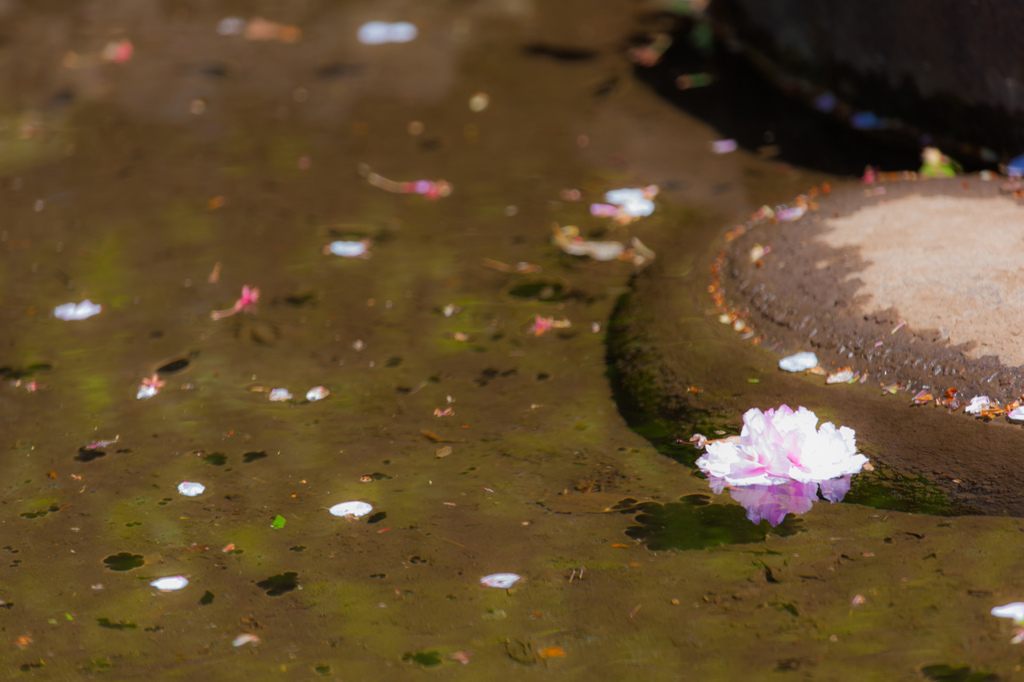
54,300,102,321
965,396,991,415
710,139,738,154
779,351,818,372
327,240,368,257
150,575,189,592
480,573,521,589
329,501,373,518
993,602,1024,622
268,388,292,402
136,384,159,400
178,481,206,497
306,386,330,402
1010,406,1024,421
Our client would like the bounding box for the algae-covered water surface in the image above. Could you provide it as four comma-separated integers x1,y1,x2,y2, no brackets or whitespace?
1,2,1022,680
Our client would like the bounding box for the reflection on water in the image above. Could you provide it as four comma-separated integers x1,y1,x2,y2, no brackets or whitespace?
625,494,802,550
718,476,851,527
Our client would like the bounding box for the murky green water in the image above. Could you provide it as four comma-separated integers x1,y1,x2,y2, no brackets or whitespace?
1,2,1022,680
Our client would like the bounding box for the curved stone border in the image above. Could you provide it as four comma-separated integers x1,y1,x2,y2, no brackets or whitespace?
712,174,1024,415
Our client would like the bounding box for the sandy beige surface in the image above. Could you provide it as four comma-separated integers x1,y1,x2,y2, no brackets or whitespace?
815,193,1024,366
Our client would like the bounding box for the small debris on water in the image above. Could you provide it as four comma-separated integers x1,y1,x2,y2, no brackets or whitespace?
306,386,329,402
329,501,373,518
54,300,102,321
360,164,451,200
469,92,489,112
268,388,292,402
480,573,520,589
150,576,189,592
177,481,205,497
243,17,301,43
529,315,571,336
778,351,818,372
1008,406,1024,421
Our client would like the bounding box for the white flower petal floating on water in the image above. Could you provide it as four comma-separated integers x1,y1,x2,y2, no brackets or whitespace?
268,388,292,402
217,17,245,36
54,300,102,321
326,240,369,258
177,481,206,497
480,573,521,589
357,21,417,45
1009,406,1024,421
778,351,818,372
992,602,1024,623
965,396,992,415
306,386,330,402
232,633,261,647
150,576,189,592
329,501,373,518
604,187,657,218
136,384,159,400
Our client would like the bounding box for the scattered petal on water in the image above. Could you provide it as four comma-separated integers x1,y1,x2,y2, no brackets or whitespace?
268,388,292,402
136,384,159,400
779,351,818,372
306,386,329,402
232,633,260,647
480,573,520,588
357,21,418,45
150,576,189,592
217,17,245,36
54,300,102,321
1008,406,1024,421
177,481,206,497
448,650,473,665
329,501,373,518
992,602,1024,623
326,240,369,258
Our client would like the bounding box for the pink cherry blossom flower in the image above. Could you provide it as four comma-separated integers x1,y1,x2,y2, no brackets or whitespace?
696,406,867,488
695,406,868,525
211,285,260,320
